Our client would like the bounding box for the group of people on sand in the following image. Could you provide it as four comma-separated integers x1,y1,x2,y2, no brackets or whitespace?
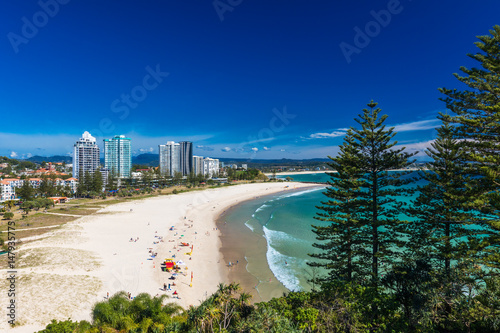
162,283,180,298
130,237,139,242
153,235,164,244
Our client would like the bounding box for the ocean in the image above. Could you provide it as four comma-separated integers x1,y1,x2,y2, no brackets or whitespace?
222,171,425,294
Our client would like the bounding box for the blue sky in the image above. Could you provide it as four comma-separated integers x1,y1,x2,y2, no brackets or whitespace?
1,0,499,160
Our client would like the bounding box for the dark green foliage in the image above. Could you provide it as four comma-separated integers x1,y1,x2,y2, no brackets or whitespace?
439,25,500,228
3,212,14,220
37,319,77,333
76,171,103,197
91,291,182,332
310,129,366,283
226,168,265,181
382,259,436,331
439,26,500,194
312,101,415,287
17,180,35,200
350,101,416,286
407,123,485,275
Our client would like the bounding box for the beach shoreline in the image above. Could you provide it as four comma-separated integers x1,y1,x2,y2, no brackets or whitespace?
267,168,422,177
216,184,321,304
0,182,316,332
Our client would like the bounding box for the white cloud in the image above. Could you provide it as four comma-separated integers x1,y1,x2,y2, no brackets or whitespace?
395,140,435,156
221,147,231,152
196,145,214,152
251,147,258,152
138,147,154,153
10,151,18,158
263,147,270,151
391,119,440,132
309,131,347,139
246,137,275,144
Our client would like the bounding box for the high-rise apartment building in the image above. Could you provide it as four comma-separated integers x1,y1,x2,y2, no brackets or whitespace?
159,141,180,177
192,155,204,176
104,135,132,178
73,131,100,178
179,141,193,176
192,156,219,178
159,141,193,177
203,157,220,178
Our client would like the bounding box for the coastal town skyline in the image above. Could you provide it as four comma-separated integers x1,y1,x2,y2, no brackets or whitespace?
2,1,500,160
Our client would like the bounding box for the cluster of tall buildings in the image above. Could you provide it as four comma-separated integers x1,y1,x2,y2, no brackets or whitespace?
158,141,219,178
158,141,193,177
72,132,219,181
73,132,131,180
192,156,220,178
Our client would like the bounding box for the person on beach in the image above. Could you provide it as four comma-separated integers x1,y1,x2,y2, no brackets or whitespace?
164,283,167,291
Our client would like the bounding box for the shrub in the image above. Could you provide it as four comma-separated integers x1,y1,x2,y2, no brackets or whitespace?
3,212,14,220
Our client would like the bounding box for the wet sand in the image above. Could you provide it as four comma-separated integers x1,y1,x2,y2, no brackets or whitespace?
217,187,320,303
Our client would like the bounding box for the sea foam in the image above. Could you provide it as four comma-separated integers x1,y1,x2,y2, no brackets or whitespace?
275,187,324,201
263,227,302,291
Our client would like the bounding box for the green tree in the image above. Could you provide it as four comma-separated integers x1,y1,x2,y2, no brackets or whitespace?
3,212,14,220
106,171,118,192
17,180,35,201
439,26,500,207
20,200,34,214
38,176,56,197
312,101,415,288
408,123,482,276
350,101,416,287
310,130,366,283
91,171,103,193
439,25,500,270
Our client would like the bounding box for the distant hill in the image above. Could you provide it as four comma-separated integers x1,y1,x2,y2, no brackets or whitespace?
129,154,331,167
133,154,159,166
19,154,331,168
26,155,72,163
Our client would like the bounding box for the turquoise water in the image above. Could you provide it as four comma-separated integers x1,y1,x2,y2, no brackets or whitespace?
223,172,426,292
227,172,494,293
225,186,328,291
277,172,331,183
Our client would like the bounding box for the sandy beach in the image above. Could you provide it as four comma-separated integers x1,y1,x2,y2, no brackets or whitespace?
265,170,329,176
0,182,316,332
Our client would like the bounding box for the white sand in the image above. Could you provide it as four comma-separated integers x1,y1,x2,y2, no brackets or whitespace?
0,182,316,332
266,170,329,176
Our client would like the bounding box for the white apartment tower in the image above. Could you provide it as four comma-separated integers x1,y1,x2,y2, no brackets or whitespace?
159,141,180,177
192,156,204,176
203,157,220,178
192,156,219,178
73,131,100,178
